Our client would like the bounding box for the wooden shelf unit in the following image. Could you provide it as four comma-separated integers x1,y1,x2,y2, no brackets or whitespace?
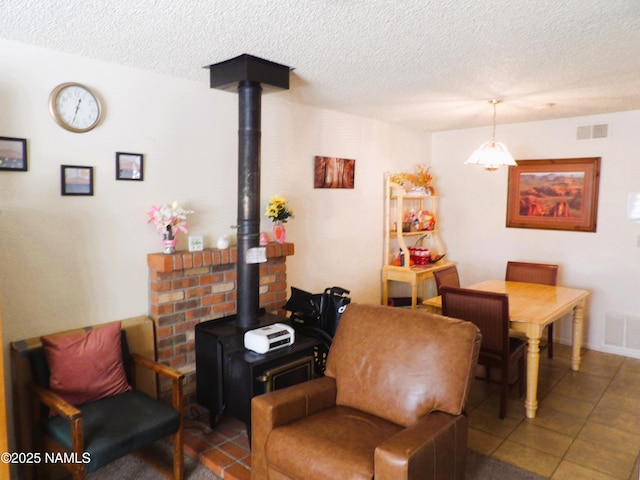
382,173,450,308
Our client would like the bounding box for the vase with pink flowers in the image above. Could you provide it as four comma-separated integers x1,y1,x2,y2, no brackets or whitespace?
148,201,194,254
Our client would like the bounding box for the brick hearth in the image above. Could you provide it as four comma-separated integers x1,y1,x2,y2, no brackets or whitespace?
147,242,294,408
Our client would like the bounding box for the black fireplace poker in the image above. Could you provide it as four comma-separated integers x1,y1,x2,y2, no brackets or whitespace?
207,54,291,329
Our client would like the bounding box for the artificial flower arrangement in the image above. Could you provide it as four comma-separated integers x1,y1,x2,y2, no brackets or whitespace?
147,201,194,239
265,195,294,224
265,195,293,244
391,164,434,191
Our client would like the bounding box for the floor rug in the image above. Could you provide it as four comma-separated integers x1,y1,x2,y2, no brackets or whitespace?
85,442,546,479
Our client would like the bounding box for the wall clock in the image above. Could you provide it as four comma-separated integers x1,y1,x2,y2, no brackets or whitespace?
49,82,102,133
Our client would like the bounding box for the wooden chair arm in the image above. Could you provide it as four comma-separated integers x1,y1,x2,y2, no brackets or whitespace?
29,382,81,420
131,354,184,413
29,382,85,458
131,353,184,381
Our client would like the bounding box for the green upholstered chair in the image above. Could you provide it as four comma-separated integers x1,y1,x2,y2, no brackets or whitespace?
28,329,184,480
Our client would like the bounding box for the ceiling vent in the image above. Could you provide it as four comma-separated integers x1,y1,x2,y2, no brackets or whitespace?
577,123,609,140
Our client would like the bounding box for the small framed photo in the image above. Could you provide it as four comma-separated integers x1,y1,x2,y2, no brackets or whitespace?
0,136,28,171
116,152,143,181
61,165,94,196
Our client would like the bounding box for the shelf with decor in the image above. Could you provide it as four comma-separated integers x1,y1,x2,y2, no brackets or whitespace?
382,170,452,308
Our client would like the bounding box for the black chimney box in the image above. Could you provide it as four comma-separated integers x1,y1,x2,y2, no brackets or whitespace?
207,54,290,93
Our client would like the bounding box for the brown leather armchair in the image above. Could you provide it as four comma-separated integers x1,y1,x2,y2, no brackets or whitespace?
251,303,481,480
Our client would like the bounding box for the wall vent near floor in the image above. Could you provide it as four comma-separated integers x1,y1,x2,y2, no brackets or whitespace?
605,311,640,350
626,315,640,350
577,123,609,140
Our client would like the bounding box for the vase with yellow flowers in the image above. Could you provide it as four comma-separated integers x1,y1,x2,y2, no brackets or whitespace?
265,195,294,244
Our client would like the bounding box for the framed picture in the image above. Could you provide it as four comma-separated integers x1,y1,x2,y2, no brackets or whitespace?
314,156,355,189
61,165,94,196
116,152,143,181
0,136,27,171
506,157,601,232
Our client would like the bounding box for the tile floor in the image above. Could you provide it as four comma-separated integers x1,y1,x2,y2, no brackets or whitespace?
183,343,640,480
467,343,640,479
182,411,251,480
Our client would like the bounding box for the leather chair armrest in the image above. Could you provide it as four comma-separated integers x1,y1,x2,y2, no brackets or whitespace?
375,412,468,480
251,376,337,480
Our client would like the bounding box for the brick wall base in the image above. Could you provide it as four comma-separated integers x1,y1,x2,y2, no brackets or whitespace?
147,242,294,409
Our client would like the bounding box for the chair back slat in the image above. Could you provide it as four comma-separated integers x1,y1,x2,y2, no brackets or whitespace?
505,261,558,286
440,286,509,357
433,265,460,295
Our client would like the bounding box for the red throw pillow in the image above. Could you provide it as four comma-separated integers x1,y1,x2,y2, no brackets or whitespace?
41,321,131,408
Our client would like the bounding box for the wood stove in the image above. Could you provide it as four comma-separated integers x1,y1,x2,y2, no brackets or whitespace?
195,55,317,439
195,312,319,437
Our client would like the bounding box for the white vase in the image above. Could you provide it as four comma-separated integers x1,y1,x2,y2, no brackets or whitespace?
216,235,230,249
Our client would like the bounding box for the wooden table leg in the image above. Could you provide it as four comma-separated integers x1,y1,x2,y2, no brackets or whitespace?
411,281,418,308
571,302,585,371
525,335,541,419
382,272,389,306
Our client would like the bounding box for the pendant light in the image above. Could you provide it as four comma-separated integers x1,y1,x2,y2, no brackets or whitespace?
465,99,517,171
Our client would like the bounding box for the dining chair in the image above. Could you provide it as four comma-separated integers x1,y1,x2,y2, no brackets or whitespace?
433,265,460,295
441,286,526,419
505,261,558,358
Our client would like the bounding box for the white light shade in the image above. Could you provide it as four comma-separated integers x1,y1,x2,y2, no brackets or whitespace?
465,140,517,171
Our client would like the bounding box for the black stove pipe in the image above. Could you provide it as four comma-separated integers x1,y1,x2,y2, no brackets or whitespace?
236,80,262,328
207,54,290,330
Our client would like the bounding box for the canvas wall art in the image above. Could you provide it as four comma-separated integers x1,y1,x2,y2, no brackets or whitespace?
314,156,355,189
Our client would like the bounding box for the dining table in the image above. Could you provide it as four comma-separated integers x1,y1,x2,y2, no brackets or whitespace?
422,279,590,419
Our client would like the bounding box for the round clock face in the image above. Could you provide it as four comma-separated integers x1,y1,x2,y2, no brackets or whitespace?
49,82,102,133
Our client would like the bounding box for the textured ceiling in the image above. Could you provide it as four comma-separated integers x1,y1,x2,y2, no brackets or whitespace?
2,0,640,131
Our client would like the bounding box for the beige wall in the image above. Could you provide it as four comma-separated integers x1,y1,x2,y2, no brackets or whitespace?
0,39,428,453
0,302,9,480
432,111,640,357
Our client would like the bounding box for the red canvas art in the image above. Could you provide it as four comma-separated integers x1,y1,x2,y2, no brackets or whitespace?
314,156,355,189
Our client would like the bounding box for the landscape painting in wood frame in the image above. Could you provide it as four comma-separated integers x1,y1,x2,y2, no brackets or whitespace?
506,158,601,232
